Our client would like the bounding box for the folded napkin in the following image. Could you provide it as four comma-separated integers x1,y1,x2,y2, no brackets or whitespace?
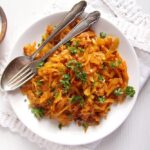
0,0,150,150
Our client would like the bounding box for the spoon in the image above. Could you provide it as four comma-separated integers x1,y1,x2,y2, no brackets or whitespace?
0,6,7,43
0,1,87,90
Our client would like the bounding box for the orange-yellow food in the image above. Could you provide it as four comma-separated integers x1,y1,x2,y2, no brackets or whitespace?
21,19,129,130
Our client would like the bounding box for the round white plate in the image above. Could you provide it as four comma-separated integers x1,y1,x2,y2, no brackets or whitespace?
7,12,140,145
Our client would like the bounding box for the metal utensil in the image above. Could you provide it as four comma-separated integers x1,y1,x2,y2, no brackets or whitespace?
0,0,87,89
1,11,100,91
31,1,87,60
0,6,7,43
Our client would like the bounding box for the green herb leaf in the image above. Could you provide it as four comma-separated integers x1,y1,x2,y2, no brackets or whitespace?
66,60,86,82
68,46,78,55
38,43,40,47
65,41,71,47
98,74,105,82
31,108,44,119
114,88,123,96
98,96,106,103
76,71,87,82
80,98,85,106
70,95,84,106
117,60,122,65
54,90,59,98
35,90,43,97
36,61,45,69
60,74,71,93
36,80,43,86
110,60,122,68
82,122,89,131
63,74,70,80
66,59,76,69
58,123,63,129
125,86,135,97
78,48,84,53
66,60,82,69
100,32,106,38
110,61,116,68
73,41,79,47
93,80,97,87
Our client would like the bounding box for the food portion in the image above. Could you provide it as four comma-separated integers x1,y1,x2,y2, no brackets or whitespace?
21,19,135,131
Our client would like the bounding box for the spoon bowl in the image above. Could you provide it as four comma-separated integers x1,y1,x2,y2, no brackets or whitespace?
0,56,31,91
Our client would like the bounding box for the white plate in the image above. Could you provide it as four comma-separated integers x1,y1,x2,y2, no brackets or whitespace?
7,12,140,145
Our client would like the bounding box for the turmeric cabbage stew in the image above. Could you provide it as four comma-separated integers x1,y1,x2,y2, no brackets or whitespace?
21,19,135,131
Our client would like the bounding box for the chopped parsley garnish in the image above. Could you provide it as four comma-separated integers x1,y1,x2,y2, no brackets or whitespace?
65,41,71,47
68,46,78,55
35,90,43,97
117,60,122,65
82,122,89,131
110,61,116,68
54,90,59,98
110,60,122,68
60,74,71,93
38,43,40,47
98,74,105,82
66,59,78,69
36,61,45,69
76,71,87,82
58,123,63,129
93,80,97,87
113,86,135,97
63,74,70,79
36,80,43,86
100,32,106,38
114,88,123,96
66,60,87,82
67,40,84,54
125,86,135,97
98,96,106,103
31,108,44,119
70,95,84,106
73,41,79,47
67,60,82,71
78,48,84,53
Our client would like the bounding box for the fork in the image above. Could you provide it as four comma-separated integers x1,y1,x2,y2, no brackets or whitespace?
7,11,100,90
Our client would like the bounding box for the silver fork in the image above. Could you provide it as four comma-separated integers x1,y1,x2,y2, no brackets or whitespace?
6,11,100,91
0,1,87,91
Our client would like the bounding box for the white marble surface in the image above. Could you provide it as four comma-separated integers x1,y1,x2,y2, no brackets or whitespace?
0,0,150,150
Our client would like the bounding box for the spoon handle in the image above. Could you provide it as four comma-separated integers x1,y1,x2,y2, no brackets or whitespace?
39,11,100,62
30,1,87,60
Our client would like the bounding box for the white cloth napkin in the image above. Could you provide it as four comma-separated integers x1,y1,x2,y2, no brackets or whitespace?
0,0,150,150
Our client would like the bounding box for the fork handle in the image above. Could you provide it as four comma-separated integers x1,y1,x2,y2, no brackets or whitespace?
30,1,87,60
39,11,100,62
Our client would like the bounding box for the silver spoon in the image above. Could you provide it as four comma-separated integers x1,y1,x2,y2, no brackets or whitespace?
1,11,100,91
0,6,7,43
0,1,87,90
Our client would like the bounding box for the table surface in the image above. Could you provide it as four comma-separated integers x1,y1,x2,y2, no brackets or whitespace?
0,0,150,150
